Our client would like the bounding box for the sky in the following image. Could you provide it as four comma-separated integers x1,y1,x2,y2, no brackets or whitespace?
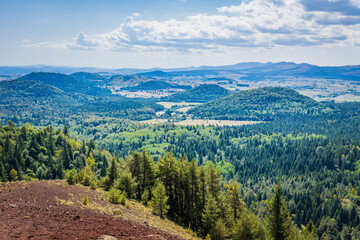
0,0,360,68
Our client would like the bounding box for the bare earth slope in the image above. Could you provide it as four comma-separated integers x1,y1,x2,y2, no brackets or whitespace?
0,180,187,240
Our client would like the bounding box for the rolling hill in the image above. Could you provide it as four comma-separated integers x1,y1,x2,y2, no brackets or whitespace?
70,72,107,82
17,72,110,95
122,80,191,91
0,79,77,106
106,74,150,87
188,87,325,121
166,84,231,102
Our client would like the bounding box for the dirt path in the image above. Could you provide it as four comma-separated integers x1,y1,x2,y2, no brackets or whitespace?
0,180,182,240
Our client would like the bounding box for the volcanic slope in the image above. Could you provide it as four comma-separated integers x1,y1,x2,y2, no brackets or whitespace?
0,180,197,240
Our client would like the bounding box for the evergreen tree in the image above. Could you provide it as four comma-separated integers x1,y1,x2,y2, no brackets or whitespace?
225,179,244,221
202,194,220,236
233,211,266,240
267,182,295,240
115,164,138,198
157,152,179,218
105,157,118,190
140,149,155,199
206,162,222,199
149,181,169,218
300,219,318,240
210,218,228,240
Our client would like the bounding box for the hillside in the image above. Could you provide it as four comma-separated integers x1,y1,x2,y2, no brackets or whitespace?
166,84,231,102
121,80,190,91
188,87,324,121
17,72,110,95
0,180,191,239
136,70,172,78
106,75,149,87
0,79,80,105
70,72,106,82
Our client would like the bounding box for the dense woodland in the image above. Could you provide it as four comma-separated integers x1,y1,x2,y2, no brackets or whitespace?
1,76,360,239
0,123,321,239
1,103,360,239
188,87,325,121
165,84,231,103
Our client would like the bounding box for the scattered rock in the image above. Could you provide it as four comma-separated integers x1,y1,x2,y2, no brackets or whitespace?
144,221,150,227
65,212,70,215
146,235,166,240
96,235,118,240
73,215,80,220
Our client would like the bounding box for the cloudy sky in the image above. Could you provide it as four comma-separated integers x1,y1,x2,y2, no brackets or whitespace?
1,0,360,68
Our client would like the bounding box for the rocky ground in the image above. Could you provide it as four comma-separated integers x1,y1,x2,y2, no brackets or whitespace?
0,180,186,240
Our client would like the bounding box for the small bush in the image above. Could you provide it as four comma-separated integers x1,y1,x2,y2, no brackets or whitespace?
66,170,77,185
82,195,89,205
90,179,98,190
108,188,127,205
141,189,150,205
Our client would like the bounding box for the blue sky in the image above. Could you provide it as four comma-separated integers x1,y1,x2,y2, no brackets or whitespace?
1,0,360,68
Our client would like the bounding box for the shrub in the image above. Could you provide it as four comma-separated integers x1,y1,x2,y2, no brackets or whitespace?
66,170,77,185
82,195,89,205
9,169,18,181
108,188,127,205
90,179,98,190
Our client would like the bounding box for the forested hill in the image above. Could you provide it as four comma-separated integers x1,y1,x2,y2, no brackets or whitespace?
17,72,110,96
69,72,106,82
121,80,188,91
0,79,80,110
188,87,324,121
166,84,231,102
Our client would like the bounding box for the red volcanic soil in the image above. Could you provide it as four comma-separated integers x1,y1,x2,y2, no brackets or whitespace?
0,180,181,240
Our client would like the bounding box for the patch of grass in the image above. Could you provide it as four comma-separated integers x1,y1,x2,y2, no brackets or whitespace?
113,209,123,216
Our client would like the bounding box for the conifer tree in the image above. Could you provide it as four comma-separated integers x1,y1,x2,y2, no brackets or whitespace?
140,149,155,198
225,179,244,221
202,194,220,236
149,181,169,218
233,211,266,240
105,157,118,190
115,164,138,198
199,164,207,209
157,152,179,217
211,218,228,240
267,182,294,240
300,219,318,240
206,162,222,199
187,159,201,228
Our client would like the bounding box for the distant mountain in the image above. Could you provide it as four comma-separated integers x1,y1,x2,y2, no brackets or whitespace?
166,84,231,103
70,72,106,82
17,72,110,95
188,87,324,121
122,80,191,91
136,70,171,78
0,65,114,75
3,62,360,80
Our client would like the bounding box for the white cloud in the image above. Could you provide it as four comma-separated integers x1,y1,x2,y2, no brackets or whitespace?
133,12,141,17
26,0,360,53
